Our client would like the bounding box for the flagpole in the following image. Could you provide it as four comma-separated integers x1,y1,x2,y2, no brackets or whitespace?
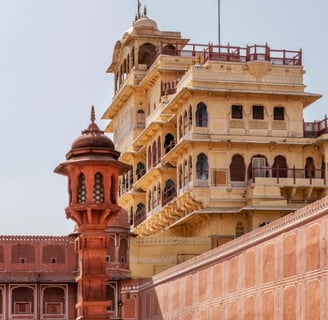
137,0,141,19
218,0,221,45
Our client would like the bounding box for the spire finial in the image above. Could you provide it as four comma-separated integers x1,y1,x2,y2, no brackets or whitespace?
82,105,103,135
91,105,95,124
143,5,147,17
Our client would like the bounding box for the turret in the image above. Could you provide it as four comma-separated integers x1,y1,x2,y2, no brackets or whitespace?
54,106,130,319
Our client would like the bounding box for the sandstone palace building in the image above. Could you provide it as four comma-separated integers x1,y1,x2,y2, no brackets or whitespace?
1,4,328,319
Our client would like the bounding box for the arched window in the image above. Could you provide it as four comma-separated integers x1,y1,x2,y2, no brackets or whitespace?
119,237,128,264
188,155,193,181
157,182,161,204
129,166,134,186
119,65,123,85
107,236,115,263
12,244,35,263
136,203,145,213
230,154,246,182
183,110,188,134
164,133,175,153
272,155,288,178
137,109,145,128
153,185,157,208
235,222,245,237
93,172,104,203
129,206,134,226
138,43,156,65
131,47,135,68
78,173,86,203
110,174,117,204
12,287,34,314
148,146,152,168
189,105,193,129
248,155,268,180
163,179,176,205
43,287,65,314
184,159,188,186
120,175,125,196
136,162,146,179
157,136,161,162
178,164,183,189
148,191,151,211
135,203,146,226
152,141,157,166
127,54,130,73
305,157,315,178
163,44,176,55
196,102,208,127
42,245,65,264
179,115,183,139
196,153,208,180
122,59,127,81
321,157,325,179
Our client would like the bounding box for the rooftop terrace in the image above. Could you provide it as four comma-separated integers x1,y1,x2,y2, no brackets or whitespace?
148,43,302,68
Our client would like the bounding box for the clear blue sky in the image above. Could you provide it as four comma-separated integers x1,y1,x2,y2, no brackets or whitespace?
0,0,327,235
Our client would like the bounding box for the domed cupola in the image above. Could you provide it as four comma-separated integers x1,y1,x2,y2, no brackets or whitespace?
133,1,158,32
133,16,158,32
66,105,119,160
55,106,130,207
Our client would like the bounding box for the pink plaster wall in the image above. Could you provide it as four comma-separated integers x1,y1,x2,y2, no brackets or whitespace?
126,196,328,319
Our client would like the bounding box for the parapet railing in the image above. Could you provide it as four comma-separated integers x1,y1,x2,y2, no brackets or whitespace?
148,43,302,69
0,235,72,242
304,115,328,137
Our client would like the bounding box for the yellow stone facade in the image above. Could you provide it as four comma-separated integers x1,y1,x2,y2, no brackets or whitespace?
102,13,328,277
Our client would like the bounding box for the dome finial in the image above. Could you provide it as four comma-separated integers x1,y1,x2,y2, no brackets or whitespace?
91,105,96,124
81,105,102,135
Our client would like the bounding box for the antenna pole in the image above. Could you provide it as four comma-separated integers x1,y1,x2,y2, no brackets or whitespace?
218,0,221,45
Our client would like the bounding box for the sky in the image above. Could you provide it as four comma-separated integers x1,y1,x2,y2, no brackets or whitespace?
0,0,327,235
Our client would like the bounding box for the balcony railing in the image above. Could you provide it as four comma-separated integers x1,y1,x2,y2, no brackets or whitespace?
161,80,179,97
164,141,176,154
147,43,302,69
134,209,146,227
196,178,209,187
162,185,177,206
304,116,328,137
250,167,325,185
136,167,146,180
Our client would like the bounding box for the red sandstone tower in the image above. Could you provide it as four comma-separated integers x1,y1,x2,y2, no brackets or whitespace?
55,107,130,319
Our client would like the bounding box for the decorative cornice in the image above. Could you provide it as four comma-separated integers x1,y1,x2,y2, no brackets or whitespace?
0,235,73,242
